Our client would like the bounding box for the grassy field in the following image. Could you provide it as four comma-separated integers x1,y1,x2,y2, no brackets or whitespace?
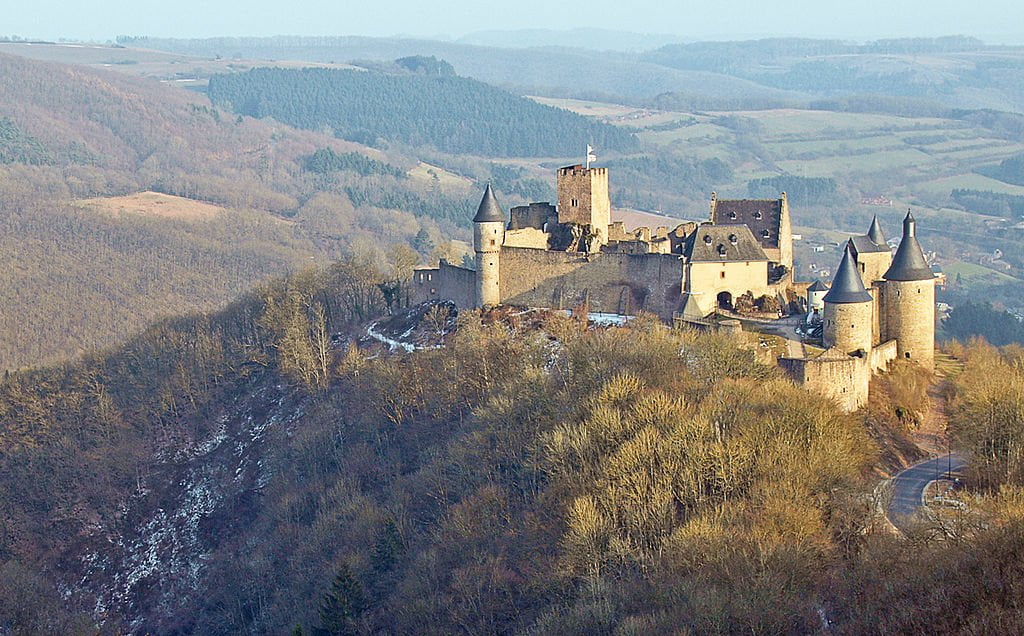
75,191,226,221
943,261,1021,287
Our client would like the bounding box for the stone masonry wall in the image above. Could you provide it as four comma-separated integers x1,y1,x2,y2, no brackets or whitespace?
778,353,871,412
557,167,611,244
411,261,475,308
499,247,682,319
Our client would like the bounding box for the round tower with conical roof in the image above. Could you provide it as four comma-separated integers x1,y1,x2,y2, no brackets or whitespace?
473,184,505,308
823,242,874,354
882,211,935,369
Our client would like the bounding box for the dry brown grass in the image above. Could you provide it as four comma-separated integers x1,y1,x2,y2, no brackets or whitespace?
75,191,224,221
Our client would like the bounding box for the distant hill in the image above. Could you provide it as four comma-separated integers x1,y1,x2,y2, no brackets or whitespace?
0,53,482,370
206,67,639,157
120,35,809,103
456,27,688,52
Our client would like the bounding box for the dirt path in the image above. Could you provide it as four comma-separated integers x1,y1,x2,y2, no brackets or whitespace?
913,352,964,456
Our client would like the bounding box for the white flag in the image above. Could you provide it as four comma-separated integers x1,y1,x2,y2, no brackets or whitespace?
586,144,597,167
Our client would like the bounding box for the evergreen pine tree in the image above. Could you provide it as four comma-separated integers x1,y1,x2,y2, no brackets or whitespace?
371,518,406,573
317,563,366,636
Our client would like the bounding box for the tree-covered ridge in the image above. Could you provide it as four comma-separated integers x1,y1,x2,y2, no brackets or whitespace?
301,147,406,178
0,117,52,165
951,188,1024,217
748,175,838,205
206,67,639,157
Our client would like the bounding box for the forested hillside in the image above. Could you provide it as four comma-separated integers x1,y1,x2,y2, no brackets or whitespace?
207,67,638,157
2,260,1023,633
0,53,500,370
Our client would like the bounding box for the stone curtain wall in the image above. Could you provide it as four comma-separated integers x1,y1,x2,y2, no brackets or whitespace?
778,354,871,412
499,247,683,319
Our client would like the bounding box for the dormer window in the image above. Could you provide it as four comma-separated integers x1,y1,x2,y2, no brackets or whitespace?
728,211,737,220
703,235,712,244
728,233,738,245
717,244,727,256
754,211,763,220
762,229,771,239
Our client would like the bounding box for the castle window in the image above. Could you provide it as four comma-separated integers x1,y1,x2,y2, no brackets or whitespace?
754,211,763,219
720,271,726,279
571,198,578,207
427,273,432,281
703,235,712,244
905,352,911,359
728,234,737,244
490,239,496,247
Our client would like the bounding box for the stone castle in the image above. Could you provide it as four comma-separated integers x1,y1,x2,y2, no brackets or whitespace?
412,164,936,412
413,164,794,321
780,212,936,410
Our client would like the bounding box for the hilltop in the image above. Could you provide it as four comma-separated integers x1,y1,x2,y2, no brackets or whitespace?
1,260,1023,633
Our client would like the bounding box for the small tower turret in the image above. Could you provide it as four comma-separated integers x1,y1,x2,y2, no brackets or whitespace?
867,215,886,246
882,211,935,369
823,242,874,354
473,184,505,308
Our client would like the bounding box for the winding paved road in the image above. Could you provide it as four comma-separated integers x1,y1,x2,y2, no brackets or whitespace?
887,452,966,532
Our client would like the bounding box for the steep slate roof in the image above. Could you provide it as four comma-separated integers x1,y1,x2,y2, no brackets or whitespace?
884,212,933,281
849,215,890,255
824,242,873,304
685,224,768,263
711,198,783,250
807,279,830,292
867,215,886,245
473,183,505,223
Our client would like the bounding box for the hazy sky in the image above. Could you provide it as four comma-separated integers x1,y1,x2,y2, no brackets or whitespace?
7,0,1023,43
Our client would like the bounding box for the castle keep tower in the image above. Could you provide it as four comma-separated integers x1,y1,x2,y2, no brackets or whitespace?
823,242,874,355
557,165,611,245
882,212,935,370
473,184,505,308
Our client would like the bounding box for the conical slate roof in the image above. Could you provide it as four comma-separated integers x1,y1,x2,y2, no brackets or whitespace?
867,215,886,246
472,183,505,223
824,242,873,304
807,279,830,292
884,211,933,281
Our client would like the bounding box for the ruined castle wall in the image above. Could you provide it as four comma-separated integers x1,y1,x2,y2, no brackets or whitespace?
823,300,873,354
882,279,936,370
411,261,475,308
778,354,870,412
503,228,550,250
499,247,682,319
509,202,557,230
